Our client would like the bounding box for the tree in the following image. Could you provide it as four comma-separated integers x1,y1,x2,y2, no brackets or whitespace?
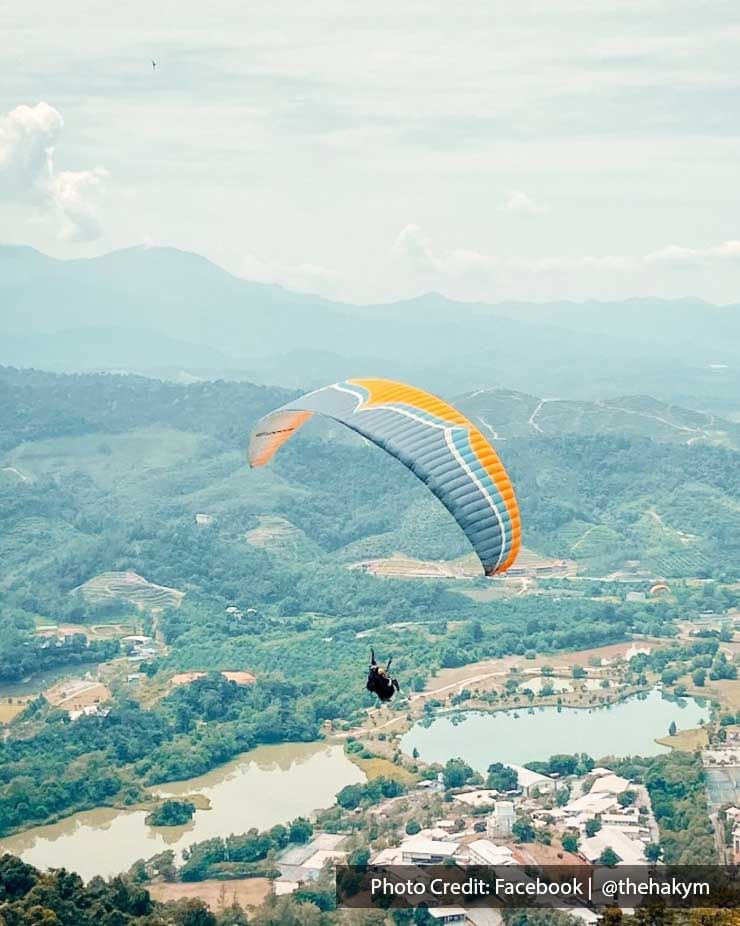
585,818,602,837
145,799,196,827
561,833,579,854
668,721,677,736
599,847,620,867
512,818,535,843
405,819,421,835
486,763,518,792
645,843,662,862
443,758,475,789
617,790,637,807
572,665,586,679
288,818,313,843
692,668,706,687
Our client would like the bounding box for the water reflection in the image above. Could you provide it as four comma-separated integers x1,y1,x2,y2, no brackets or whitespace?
401,688,709,772
0,741,364,880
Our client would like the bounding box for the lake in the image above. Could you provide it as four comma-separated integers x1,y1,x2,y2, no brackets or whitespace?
401,688,709,771
0,741,364,880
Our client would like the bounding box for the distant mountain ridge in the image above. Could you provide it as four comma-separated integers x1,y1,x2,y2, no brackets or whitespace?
1,244,738,410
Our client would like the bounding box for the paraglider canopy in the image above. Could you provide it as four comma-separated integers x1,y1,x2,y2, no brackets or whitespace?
248,377,521,576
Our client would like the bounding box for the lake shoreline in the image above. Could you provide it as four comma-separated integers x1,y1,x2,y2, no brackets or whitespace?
0,741,364,880
399,687,710,772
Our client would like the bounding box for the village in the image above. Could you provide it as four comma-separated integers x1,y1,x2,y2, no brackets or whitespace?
266,758,660,925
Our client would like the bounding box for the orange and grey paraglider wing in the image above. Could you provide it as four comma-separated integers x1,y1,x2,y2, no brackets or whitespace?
247,378,521,576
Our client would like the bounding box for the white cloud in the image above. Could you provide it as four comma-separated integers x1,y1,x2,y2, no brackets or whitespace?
392,223,438,272
48,167,108,241
0,102,108,241
0,102,62,193
393,224,740,281
240,253,334,292
503,190,546,216
645,241,740,265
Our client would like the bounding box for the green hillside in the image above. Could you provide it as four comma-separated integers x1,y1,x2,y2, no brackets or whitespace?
1,366,738,618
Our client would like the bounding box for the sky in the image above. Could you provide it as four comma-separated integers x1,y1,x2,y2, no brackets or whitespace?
1,0,740,304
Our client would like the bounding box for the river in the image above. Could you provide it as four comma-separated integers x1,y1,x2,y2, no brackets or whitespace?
0,741,364,880
401,688,709,771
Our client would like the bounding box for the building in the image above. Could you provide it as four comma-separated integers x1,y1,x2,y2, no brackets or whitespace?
562,792,619,818
601,808,640,828
579,826,646,865
429,909,466,925
400,837,460,865
590,773,631,795
276,832,347,890
466,839,515,866
68,704,110,722
487,800,516,837
454,789,497,810
509,765,557,797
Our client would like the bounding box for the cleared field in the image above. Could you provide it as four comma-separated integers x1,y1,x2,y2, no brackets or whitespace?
350,547,574,582
245,516,320,559
350,553,478,580
347,755,418,785
4,427,205,489
0,700,29,724
655,726,709,752
699,678,740,712
419,639,665,698
45,679,111,710
148,878,271,911
76,571,184,612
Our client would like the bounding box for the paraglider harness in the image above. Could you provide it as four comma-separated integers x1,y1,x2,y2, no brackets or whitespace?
367,648,400,702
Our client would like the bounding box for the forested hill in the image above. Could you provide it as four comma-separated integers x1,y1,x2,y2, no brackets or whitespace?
2,244,739,408
0,366,293,451
1,366,738,622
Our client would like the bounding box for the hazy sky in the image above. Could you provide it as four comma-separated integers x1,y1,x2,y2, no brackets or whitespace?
2,0,740,303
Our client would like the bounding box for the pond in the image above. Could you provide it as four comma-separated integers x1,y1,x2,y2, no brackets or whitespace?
0,741,364,880
401,688,709,772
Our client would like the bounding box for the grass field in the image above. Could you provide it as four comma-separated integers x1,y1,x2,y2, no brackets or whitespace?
4,427,206,490
148,878,271,911
655,726,709,752
346,754,418,785
0,700,30,724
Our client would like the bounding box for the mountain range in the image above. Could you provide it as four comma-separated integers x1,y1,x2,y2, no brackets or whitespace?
2,244,738,413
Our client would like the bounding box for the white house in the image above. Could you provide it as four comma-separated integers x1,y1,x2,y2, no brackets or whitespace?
509,764,557,797
466,839,515,866
400,837,460,865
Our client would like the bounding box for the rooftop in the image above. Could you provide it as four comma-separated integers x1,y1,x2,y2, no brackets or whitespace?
564,793,618,816
400,837,460,857
590,774,631,795
508,764,554,788
580,826,646,865
467,839,516,865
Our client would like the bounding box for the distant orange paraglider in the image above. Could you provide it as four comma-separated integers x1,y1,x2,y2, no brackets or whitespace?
649,582,671,597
